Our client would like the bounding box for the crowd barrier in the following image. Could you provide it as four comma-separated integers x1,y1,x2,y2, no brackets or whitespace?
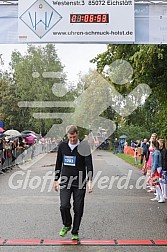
124,146,143,159
0,142,57,173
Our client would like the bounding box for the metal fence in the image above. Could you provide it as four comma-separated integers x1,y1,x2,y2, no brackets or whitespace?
0,142,57,174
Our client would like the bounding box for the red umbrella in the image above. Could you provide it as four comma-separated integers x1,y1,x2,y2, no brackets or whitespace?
0,127,4,133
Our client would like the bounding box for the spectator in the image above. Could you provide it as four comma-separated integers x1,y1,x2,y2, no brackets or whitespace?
134,144,138,165
159,139,167,200
150,141,165,203
145,133,158,192
131,140,135,148
113,138,119,154
140,138,148,164
0,139,5,167
119,139,125,153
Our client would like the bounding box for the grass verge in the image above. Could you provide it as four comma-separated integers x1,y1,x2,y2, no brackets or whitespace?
116,153,143,169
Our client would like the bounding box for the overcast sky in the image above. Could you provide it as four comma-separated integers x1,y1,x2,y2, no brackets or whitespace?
0,44,107,83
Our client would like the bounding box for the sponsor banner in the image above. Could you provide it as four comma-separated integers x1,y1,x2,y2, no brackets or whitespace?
18,0,135,43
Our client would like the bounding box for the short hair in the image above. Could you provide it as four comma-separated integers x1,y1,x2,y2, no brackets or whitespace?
66,125,78,134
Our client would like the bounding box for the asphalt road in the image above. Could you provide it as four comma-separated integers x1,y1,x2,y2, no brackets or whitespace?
0,150,167,252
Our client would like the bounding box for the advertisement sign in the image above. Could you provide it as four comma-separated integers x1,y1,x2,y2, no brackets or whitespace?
18,0,135,43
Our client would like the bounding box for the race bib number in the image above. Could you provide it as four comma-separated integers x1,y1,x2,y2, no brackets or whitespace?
63,155,76,166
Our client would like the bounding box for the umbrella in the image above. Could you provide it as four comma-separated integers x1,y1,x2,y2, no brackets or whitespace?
21,130,40,139
0,127,4,133
25,135,35,144
21,130,36,135
119,135,128,139
30,132,41,139
4,129,21,137
29,133,38,139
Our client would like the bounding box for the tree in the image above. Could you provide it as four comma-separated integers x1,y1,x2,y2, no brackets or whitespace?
91,44,167,138
0,70,19,129
117,125,151,143
74,69,117,137
9,44,67,135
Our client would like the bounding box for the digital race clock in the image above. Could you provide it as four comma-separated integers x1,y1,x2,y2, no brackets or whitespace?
70,14,109,23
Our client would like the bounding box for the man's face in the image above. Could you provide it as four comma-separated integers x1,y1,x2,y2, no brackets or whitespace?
68,132,78,145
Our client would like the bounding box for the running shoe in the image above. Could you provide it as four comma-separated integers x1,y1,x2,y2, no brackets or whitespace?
72,234,79,240
59,226,71,237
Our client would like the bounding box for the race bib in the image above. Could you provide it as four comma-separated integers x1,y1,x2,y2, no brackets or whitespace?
63,155,76,166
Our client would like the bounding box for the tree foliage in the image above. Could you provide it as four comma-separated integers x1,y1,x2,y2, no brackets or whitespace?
1,44,67,135
91,44,167,139
1,44,167,140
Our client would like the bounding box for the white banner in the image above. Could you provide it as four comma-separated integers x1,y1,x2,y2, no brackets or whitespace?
0,5,18,44
18,0,135,43
149,5,167,44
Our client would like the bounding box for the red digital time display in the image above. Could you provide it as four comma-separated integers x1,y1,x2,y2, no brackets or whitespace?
70,14,109,23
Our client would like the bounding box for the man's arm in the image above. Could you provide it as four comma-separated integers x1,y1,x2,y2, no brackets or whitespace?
54,145,63,191
85,153,93,193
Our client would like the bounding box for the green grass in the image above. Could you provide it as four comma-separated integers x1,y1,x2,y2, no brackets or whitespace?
116,153,143,169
